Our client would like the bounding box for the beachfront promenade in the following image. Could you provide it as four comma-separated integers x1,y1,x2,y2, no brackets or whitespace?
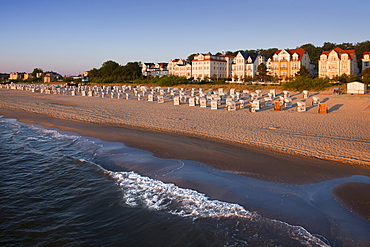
1,83,370,167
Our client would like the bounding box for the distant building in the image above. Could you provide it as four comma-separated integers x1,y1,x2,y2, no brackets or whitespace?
43,72,61,83
266,48,314,79
168,59,192,78
362,52,370,71
191,53,234,81
9,72,26,80
141,62,168,77
318,47,358,78
231,52,265,81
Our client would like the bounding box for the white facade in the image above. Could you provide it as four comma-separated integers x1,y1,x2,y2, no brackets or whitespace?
362,52,370,71
318,47,358,78
168,59,192,78
192,53,234,81
141,62,169,77
231,52,265,81
347,81,366,94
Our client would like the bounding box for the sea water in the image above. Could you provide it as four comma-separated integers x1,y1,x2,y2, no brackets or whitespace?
1,117,367,246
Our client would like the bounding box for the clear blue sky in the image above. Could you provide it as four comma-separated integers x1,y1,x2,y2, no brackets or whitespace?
1,0,369,76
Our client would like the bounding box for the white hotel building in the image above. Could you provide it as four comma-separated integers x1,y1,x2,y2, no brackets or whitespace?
191,53,233,81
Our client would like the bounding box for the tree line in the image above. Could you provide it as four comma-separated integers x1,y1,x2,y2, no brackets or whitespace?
88,61,142,84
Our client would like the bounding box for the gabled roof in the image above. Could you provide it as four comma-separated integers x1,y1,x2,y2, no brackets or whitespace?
362,52,370,58
272,48,306,61
157,63,168,68
239,52,259,63
321,47,356,60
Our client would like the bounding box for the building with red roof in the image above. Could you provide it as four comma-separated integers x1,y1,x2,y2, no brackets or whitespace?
362,52,370,71
318,47,358,78
168,59,192,78
141,62,169,77
266,48,314,79
192,53,234,81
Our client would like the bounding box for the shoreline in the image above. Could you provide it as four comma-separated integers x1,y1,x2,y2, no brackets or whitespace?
1,107,370,185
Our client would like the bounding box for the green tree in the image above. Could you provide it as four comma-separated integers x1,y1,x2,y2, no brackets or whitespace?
299,43,322,64
362,68,370,84
257,63,267,76
322,42,336,51
256,48,279,59
296,65,311,78
187,53,197,62
31,68,43,77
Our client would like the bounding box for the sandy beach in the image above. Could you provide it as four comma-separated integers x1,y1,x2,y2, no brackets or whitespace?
1,86,370,229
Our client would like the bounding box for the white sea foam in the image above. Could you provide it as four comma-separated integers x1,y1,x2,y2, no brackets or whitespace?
108,171,330,246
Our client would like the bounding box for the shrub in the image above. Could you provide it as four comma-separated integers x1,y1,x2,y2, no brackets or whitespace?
283,76,331,91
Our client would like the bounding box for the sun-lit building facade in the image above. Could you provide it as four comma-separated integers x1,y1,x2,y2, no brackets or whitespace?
266,48,313,79
231,52,265,81
318,47,358,78
168,59,192,78
191,53,234,81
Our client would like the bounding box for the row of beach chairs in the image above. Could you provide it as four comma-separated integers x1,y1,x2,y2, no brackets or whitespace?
1,83,327,113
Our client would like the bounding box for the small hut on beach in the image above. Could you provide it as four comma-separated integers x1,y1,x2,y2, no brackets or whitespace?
347,81,366,95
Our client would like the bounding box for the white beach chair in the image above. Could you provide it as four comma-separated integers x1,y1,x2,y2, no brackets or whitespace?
228,101,236,111
255,90,262,98
296,101,306,112
239,99,245,109
312,96,320,106
174,96,180,105
251,100,260,111
189,97,196,106
270,89,276,98
157,95,164,103
303,90,309,99
284,98,292,108
126,93,132,100
211,100,218,110
148,94,154,102
199,98,207,108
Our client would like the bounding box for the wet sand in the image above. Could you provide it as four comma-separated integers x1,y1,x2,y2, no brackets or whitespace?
333,182,370,222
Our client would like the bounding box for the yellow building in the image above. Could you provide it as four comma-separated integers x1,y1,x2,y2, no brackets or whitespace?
266,48,313,79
